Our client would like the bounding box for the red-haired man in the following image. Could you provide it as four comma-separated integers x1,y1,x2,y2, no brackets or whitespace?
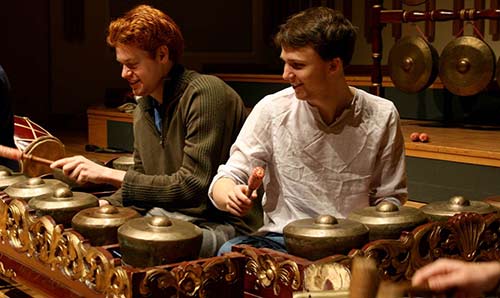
52,5,257,257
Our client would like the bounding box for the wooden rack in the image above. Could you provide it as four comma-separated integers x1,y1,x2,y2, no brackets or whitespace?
369,2,500,169
370,3,500,96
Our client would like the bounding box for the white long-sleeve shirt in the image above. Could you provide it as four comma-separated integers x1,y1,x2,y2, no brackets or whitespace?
209,87,407,233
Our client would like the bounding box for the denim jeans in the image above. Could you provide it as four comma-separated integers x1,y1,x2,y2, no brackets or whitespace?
217,232,287,256
147,207,235,258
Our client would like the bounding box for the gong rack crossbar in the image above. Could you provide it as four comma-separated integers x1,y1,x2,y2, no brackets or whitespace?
1,194,500,298
370,4,500,96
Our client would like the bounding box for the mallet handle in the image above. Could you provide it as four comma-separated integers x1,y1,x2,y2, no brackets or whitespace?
0,145,53,166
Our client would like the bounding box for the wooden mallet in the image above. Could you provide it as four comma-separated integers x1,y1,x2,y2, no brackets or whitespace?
246,166,265,198
0,144,54,166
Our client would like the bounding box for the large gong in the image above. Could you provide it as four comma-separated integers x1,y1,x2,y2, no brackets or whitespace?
388,36,439,93
439,36,495,96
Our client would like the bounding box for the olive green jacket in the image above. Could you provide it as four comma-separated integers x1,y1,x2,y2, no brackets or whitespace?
107,65,260,234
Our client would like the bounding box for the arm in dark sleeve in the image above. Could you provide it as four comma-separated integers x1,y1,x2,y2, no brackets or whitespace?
122,78,239,210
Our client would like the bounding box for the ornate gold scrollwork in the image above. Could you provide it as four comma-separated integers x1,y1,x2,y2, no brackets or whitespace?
242,248,301,295
176,264,203,296
357,212,500,281
199,257,238,297
449,213,485,261
0,199,8,240
59,231,87,279
6,199,32,252
139,256,241,297
140,268,179,296
84,247,115,292
359,233,414,281
0,199,132,298
0,261,15,279
104,266,132,298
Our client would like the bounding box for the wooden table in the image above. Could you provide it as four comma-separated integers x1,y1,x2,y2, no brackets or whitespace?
53,129,130,164
401,119,500,167
86,106,133,151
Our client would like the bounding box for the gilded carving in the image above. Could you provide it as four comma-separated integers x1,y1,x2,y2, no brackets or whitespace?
0,198,8,240
0,199,131,298
0,261,15,279
104,266,132,298
242,248,301,295
199,257,238,297
357,212,500,281
139,257,241,297
84,247,116,292
140,268,179,296
5,199,32,251
59,231,87,279
359,233,414,281
176,264,203,296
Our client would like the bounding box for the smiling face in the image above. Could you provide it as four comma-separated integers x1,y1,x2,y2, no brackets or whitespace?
280,46,336,106
116,43,170,101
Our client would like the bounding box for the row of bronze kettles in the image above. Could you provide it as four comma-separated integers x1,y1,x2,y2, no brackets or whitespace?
388,26,497,96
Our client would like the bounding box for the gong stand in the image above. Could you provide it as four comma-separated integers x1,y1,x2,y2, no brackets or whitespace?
370,1,500,97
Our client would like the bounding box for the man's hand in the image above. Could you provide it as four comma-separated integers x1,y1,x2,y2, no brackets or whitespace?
412,258,500,298
51,155,125,188
225,184,256,216
211,177,257,217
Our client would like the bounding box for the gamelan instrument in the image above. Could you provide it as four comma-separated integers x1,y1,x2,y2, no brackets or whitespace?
13,116,65,177
420,195,496,221
72,205,140,246
0,144,54,167
28,186,99,227
4,176,68,202
388,36,439,93
347,201,427,241
439,36,495,96
0,189,499,297
117,215,203,267
283,214,369,261
0,165,25,190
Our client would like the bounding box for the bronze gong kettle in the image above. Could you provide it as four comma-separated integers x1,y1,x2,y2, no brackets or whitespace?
283,214,369,261
118,216,203,267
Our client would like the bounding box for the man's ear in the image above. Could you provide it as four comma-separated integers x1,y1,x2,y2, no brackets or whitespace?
329,57,342,73
157,45,170,63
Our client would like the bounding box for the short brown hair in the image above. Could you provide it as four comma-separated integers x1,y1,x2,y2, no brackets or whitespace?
274,7,357,66
106,5,184,63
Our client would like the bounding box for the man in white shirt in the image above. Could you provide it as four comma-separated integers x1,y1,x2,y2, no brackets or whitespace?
209,7,408,254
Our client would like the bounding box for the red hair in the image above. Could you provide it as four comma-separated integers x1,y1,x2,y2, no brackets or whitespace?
106,5,184,63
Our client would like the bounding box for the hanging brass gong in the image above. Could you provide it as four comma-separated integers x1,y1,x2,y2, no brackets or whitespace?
388,36,439,93
439,36,495,96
